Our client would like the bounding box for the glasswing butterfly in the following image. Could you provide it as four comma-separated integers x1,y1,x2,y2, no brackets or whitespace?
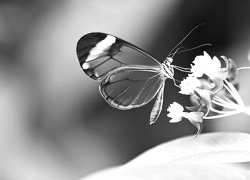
76,27,207,124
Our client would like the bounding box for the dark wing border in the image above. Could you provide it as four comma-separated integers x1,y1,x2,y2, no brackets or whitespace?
76,32,161,81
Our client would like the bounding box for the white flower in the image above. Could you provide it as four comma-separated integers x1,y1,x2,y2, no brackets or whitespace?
191,51,228,80
167,102,184,123
179,75,201,95
184,112,204,123
167,102,204,124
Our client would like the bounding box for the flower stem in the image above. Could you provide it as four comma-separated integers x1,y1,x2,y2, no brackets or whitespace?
223,80,245,107
204,110,240,119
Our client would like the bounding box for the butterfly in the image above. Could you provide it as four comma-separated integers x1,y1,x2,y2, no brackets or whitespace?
76,28,207,124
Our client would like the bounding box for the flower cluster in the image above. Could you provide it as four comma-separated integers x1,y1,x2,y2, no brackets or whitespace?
167,51,250,136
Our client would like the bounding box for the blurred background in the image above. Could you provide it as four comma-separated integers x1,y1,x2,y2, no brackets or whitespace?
1,0,250,179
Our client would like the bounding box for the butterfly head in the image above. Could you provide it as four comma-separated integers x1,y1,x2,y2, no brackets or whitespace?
166,57,173,64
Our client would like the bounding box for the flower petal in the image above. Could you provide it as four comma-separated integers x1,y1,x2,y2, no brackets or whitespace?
188,112,204,123
179,75,201,95
169,117,183,123
191,121,203,137
167,102,184,123
167,102,184,114
182,111,204,136
191,52,230,81
194,88,213,116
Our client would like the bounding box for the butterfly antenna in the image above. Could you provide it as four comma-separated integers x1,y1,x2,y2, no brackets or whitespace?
168,23,206,56
169,43,211,73
170,46,182,58
168,43,212,56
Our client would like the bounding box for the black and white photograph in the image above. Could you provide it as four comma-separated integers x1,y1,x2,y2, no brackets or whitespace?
1,0,250,179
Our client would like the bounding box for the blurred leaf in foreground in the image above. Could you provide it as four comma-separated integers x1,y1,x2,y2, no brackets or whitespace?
81,132,250,180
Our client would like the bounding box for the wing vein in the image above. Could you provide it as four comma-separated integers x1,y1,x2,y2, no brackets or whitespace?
143,75,164,104
130,72,162,106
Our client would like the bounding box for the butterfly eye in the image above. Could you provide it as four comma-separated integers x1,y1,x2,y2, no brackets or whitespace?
166,57,173,64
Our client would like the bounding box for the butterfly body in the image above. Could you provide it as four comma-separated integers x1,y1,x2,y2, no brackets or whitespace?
77,32,174,124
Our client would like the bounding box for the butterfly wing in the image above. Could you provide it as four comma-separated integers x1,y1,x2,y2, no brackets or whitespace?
150,83,165,124
76,32,161,81
100,65,166,110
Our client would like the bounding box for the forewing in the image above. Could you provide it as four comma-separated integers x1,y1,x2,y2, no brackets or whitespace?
100,65,166,110
76,32,161,81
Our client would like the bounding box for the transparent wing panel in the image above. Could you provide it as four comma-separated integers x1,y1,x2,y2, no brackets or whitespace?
100,66,165,109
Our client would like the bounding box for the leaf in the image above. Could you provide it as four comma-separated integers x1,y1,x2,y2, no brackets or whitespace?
127,132,250,166
80,132,250,180
82,163,250,180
